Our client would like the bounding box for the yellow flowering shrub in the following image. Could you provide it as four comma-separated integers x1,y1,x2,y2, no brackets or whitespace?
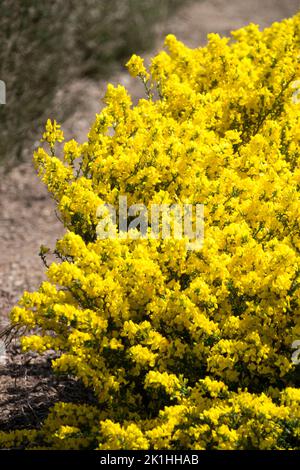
1,14,300,449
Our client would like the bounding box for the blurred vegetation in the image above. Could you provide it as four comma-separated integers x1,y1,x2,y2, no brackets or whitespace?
0,0,182,164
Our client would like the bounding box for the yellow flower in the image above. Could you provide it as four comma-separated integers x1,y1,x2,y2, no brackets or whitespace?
126,54,149,79
41,119,64,151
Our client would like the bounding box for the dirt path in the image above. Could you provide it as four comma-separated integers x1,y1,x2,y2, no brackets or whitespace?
0,0,299,433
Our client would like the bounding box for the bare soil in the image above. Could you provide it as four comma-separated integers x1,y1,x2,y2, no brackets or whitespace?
0,0,299,435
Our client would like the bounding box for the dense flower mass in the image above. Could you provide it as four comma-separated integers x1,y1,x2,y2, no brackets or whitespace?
1,14,300,449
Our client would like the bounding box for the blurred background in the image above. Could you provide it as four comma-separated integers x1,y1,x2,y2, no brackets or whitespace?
0,0,183,164
0,0,299,314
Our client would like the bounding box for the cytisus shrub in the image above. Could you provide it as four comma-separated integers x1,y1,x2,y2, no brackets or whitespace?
1,14,300,449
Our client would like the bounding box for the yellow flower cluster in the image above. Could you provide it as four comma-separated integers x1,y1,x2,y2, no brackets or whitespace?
2,14,300,449
41,119,64,154
126,54,149,80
